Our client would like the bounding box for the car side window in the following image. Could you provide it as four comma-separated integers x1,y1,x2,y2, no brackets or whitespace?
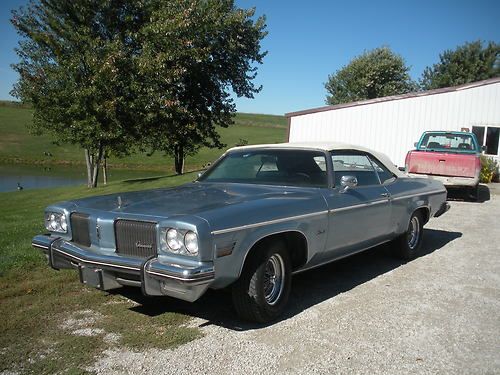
368,156,396,184
331,153,380,187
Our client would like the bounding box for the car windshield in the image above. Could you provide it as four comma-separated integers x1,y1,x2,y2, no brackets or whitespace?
418,133,478,153
199,149,328,187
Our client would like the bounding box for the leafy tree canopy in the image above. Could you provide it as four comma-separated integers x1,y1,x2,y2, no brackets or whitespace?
11,0,146,187
325,47,416,105
420,40,500,90
11,0,267,183
135,0,267,174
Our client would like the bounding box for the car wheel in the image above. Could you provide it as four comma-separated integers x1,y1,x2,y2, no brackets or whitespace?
393,210,424,260
232,239,291,323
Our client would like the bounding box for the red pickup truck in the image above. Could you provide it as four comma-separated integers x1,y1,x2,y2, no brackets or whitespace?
405,131,482,199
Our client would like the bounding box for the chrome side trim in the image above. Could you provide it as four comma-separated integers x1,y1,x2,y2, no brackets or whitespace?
329,199,387,213
391,189,446,202
211,211,328,235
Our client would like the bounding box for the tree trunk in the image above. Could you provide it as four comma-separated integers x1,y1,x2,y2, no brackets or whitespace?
91,144,104,188
102,156,108,185
174,144,185,175
84,144,104,188
84,149,93,188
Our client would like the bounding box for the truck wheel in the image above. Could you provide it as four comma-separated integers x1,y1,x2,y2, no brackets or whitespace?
232,240,291,323
469,184,479,201
393,211,424,260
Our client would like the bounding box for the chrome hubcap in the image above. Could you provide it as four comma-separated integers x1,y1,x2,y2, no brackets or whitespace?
407,216,420,250
263,254,285,305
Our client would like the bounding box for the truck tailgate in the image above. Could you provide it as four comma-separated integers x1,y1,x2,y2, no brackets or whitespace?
407,151,478,178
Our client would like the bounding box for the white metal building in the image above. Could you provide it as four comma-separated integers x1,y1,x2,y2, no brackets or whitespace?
285,78,500,167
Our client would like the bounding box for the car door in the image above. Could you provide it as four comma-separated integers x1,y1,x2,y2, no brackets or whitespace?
321,151,392,260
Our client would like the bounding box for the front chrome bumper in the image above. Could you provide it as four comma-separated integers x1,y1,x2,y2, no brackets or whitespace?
32,234,214,302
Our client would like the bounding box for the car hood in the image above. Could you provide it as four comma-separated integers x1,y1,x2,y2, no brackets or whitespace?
68,182,316,218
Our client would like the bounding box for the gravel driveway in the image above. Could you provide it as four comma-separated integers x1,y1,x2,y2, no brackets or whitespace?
92,185,500,375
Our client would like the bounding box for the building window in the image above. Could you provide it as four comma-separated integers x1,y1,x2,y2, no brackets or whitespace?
472,126,485,146
472,126,500,156
486,127,499,155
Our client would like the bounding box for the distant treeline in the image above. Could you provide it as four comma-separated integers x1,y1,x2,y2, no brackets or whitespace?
0,100,32,109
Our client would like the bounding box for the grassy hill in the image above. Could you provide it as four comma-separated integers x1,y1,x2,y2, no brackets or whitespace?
0,102,287,172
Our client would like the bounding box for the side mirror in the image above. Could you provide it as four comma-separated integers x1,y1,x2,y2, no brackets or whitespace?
340,175,358,193
414,142,418,147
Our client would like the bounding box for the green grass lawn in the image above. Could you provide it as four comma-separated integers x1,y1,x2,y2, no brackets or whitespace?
0,103,287,172
0,174,201,375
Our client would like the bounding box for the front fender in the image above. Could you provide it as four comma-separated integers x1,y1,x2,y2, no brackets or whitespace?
210,211,328,289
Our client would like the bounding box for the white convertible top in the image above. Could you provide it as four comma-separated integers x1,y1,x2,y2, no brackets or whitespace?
228,142,405,177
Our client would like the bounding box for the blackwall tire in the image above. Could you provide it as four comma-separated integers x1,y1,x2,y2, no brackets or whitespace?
393,210,424,260
469,184,479,201
232,240,291,323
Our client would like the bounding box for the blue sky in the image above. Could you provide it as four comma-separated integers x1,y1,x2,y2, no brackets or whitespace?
1,0,499,115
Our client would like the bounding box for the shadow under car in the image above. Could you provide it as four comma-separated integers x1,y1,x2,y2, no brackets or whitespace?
109,228,462,330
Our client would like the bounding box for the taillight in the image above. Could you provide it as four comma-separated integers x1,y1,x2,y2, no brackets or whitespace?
404,152,411,172
475,156,481,178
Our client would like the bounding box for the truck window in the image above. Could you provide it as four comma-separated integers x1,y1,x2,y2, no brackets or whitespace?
419,133,478,153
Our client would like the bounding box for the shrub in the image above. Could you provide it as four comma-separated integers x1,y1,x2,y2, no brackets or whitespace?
480,155,499,183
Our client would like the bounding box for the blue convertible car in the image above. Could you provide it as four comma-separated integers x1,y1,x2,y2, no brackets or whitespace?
33,143,449,322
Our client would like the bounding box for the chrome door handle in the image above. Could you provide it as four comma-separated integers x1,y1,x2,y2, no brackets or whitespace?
380,193,390,198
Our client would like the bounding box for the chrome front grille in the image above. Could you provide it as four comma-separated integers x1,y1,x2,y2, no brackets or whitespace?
114,220,157,258
70,213,91,247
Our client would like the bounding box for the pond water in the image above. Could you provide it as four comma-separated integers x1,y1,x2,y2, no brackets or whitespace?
0,164,164,192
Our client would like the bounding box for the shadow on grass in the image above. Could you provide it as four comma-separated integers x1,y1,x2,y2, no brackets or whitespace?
447,184,490,203
122,174,178,183
113,228,462,330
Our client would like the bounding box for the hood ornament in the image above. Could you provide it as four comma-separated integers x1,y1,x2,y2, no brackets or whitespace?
117,196,122,209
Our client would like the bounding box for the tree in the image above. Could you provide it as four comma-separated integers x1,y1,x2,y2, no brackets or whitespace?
325,47,416,105
11,0,145,187
136,0,267,174
420,41,500,90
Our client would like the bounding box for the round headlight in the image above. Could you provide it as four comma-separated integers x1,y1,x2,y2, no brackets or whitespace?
60,214,67,231
49,213,59,230
166,228,182,251
184,231,199,255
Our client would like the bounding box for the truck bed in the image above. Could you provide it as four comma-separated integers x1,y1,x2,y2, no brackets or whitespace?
406,150,478,178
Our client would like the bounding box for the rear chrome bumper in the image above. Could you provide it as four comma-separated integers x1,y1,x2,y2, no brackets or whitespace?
408,173,479,187
434,201,451,218
32,234,214,302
